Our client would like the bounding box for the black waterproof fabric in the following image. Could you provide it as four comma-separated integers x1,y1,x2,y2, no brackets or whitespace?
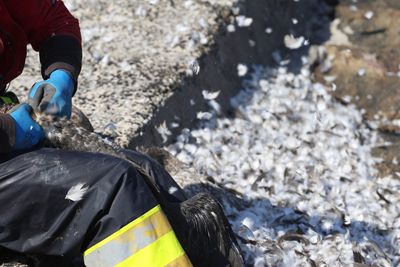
0,148,187,266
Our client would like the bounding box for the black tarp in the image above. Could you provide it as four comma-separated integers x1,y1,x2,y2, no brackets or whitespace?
0,148,187,266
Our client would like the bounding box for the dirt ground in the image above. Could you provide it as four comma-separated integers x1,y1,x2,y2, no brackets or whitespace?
314,0,400,177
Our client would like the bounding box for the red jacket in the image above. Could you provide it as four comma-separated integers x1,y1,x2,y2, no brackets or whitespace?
0,0,81,91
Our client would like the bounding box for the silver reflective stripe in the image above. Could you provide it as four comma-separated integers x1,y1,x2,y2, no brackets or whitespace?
84,221,162,266
84,205,185,267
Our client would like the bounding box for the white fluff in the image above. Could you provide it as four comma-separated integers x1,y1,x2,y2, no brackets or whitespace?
65,183,88,202
196,111,213,120
284,34,305,50
202,90,220,100
156,121,172,143
237,64,248,77
236,16,253,27
364,11,374,20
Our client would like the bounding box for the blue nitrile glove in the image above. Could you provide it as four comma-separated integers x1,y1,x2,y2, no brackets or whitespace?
28,69,74,118
9,104,44,151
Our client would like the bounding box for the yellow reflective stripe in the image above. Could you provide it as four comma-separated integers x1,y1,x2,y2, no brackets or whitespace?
166,254,193,267
84,205,161,256
115,231,192,267
84,204,192,267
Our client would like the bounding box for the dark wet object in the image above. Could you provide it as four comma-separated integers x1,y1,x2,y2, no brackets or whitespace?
0,150,244,267
168,193,245,267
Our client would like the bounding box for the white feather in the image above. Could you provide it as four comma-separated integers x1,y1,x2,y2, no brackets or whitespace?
284,34,305,50
66,183,88,202
202,90,220,100
156,121,172,143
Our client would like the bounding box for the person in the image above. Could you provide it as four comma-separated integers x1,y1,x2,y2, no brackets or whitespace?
0,0,81,153
0,1,244,266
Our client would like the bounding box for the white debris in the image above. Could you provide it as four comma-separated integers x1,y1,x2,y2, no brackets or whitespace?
342,94,352,103
249,40,256,47
284,34,305,50
242,217,255,230
357,68,366,77
156,121,172,143
175,24,189,33
135,6,148,17
188,59,200,76
237,64,248,77
65,183,88,202
168,187,178,194
183,0,193,8
265,27,273,34
198,17,208,28
343,25,354,35
196,111,213,120
170,122,180,128
202,90,220,100
236,16,253,27
364,10,374,20
227,24,236,32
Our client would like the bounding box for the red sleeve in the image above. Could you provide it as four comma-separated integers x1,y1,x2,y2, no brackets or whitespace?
3,0,81,51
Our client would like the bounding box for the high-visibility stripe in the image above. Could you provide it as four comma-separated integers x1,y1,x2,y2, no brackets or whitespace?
84,205,192,267
84,205,161,256
115,231,191,267
165,254,193,267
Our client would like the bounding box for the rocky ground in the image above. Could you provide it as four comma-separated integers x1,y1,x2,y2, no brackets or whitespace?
3,0,400,266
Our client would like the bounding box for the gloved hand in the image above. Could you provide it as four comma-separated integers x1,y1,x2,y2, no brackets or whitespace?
9,104,44,151
28,69,74,118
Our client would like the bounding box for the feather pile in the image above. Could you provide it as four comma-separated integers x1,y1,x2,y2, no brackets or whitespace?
168,65,400,266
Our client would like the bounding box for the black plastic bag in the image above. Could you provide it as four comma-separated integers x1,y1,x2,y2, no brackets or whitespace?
0,148,186,266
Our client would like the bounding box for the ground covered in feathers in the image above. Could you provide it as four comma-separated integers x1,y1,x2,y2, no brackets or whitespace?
167,63,400,266
6,0,400,266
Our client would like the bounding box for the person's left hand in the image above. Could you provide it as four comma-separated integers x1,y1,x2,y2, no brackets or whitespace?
28,69,74,118
9,103,45,151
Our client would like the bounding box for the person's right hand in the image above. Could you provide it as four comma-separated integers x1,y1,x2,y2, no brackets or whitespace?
9,104,44,151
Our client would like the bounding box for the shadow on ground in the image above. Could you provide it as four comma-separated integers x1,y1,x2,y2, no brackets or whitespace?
129,0,337,149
